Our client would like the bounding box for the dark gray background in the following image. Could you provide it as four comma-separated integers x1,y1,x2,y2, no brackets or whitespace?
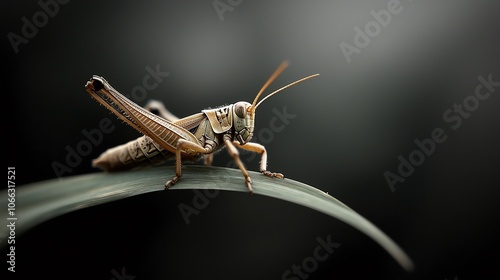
3,0,499,279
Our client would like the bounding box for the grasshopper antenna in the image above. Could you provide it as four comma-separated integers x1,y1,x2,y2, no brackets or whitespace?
255,73,319,109
250,61,289,113
249,61,319,112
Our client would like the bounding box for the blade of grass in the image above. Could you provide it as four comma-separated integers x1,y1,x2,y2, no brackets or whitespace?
0,165,414,271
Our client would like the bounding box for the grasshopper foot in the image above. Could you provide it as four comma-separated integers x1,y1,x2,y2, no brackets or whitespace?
245,177,254,195
261,170,284,179
164,176,180,190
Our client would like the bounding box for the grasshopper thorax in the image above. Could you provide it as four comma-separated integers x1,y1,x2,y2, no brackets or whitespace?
233,101,254,145
201,102,254,145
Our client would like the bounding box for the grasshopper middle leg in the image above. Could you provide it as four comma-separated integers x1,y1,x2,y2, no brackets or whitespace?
165,139,216,189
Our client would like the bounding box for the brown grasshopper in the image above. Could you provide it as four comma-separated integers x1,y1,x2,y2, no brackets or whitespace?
85,61,319,193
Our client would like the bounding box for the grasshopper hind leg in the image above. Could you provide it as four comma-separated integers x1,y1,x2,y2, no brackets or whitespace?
144,100,182,189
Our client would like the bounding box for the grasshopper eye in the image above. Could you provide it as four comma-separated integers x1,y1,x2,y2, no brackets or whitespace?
234,103,246,118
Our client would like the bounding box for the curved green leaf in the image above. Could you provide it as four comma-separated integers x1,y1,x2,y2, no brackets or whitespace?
0,166,414,271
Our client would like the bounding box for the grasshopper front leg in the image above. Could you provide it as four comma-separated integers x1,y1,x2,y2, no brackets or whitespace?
222,135,255,193
232,141,284,179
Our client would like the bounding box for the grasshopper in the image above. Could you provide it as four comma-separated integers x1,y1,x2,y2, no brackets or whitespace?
85,61,319,193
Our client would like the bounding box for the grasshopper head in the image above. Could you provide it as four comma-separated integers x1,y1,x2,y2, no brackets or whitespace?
232,61,319,145
233,101,254,145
